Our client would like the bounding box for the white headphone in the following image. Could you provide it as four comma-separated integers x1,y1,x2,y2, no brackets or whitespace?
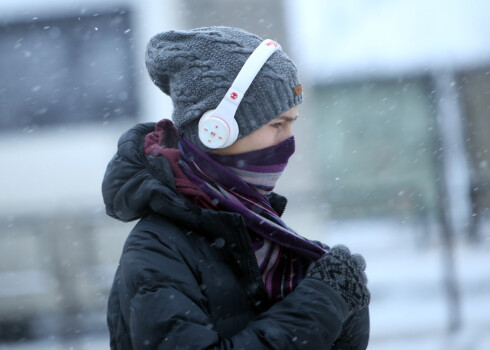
198,39,281,149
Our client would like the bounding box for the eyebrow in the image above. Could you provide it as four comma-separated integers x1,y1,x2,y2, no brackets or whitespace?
276,114,299,122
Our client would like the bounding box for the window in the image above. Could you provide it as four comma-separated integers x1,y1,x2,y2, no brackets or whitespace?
312,77,438,218
0,9,137,131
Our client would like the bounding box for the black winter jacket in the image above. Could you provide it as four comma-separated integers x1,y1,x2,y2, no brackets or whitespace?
102,123,370,349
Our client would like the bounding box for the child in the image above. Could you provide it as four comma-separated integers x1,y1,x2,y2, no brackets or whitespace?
102,26,370,349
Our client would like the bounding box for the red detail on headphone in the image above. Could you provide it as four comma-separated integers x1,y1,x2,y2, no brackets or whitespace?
219,137,223,140
265,40,278,47
210,132,216,136
204,128,208,132
230,92,238,100
215,125,219,128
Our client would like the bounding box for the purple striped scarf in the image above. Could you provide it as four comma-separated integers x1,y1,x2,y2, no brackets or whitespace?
178,135,326,302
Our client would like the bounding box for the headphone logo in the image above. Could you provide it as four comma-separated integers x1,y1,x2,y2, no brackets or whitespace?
265,40,279,47
230,92,238,100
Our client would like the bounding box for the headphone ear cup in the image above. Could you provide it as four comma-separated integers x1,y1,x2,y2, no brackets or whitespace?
226,117,239,146
199,109,237,149
199,109,216,124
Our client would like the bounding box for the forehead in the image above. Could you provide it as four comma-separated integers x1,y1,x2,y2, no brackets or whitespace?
279,106,298,118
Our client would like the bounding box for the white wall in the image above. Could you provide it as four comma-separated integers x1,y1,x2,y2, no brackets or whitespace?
285,0,490,82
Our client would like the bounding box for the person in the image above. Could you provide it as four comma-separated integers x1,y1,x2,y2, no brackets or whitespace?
102,26,370,350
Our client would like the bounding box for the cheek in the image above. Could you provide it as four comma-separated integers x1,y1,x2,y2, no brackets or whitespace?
251,128,277,149
276,125,293,142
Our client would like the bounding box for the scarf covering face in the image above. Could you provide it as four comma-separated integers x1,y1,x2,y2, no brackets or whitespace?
178,134,326,302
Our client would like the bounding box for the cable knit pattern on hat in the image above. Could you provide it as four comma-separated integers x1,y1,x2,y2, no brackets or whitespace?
145,27,303,151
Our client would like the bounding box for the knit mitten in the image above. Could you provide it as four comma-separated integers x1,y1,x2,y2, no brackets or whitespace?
310,240,330,252
306,245,370,313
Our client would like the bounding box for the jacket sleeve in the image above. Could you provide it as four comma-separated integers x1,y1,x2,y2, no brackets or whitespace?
120,228,350,350
332,307,370,350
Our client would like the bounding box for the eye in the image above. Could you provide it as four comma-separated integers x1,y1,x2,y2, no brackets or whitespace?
270,122,282,128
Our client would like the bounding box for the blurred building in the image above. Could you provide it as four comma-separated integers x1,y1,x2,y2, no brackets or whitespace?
284,0,490,235
0,0,489,348
0,0,180,339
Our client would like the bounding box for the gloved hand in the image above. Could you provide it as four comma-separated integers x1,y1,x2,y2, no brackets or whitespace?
306,245,370,313
311,240,330,251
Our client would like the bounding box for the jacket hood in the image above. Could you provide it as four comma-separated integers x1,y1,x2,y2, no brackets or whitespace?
102,122,288,227
102,122,193,223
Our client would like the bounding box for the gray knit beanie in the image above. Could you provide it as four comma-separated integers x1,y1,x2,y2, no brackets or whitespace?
145,26,303,151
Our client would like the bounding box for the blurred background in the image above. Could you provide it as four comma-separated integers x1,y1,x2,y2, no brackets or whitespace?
1,0,489,349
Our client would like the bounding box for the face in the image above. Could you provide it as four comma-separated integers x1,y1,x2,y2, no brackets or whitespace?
212,106,299,155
